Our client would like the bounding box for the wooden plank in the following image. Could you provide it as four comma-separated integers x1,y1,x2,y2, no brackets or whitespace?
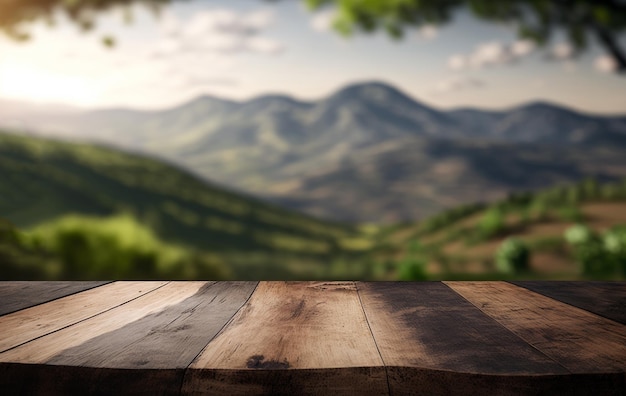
0,281,167,353
511,281,626,325
0,281,258,396
446,281,626,375
357,282,575,395
182,281,388,395
0,282,202,364
0,281,111,316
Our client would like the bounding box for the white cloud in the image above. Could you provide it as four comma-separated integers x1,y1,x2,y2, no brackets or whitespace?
150,8,283,57
431,75,485,95
511,39,535,56
418,25,438,40
311,10,336,32
246,36,284,54
594,55,618,73
447,39,535,71
550,42,573,60
447,55,467,71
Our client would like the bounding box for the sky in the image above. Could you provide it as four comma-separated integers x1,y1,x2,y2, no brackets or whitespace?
1,0,626,114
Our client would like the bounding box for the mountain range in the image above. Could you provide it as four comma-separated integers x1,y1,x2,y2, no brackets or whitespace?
3,81,626,222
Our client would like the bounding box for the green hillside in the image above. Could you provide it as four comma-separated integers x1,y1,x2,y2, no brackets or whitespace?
3,130,625,281
0,131,377,279
379,179,626,280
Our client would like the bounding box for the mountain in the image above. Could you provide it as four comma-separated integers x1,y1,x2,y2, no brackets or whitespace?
0,131,375,279
3,81,626,221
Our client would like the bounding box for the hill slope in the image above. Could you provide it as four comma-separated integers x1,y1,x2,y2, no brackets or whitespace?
0,131,374,279
380,179,626,280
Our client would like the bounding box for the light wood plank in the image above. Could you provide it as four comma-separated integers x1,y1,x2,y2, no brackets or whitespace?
0,281,205,364
46,281,257,368
446,281,626,374
0,281,111,316
357,282,570,395
0,281,166,353
182,281,388,395
0,282,257,396
511,281,626,325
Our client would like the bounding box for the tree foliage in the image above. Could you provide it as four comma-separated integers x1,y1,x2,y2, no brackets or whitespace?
495,238,530,274
306,0,626,73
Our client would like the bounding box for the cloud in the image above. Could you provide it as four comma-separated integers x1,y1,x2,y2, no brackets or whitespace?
511,39,535,56
418,25,438,40
311,9,336,33
447,55,467,71
594,55,618,73
431,75,485,95
550,42,573,60
447,39,535,71
150,9,284,57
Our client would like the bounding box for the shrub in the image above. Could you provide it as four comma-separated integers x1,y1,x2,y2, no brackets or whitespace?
23,214,230,279
603,228,626,275
477,208,505,240
397,258,427,280
495,238,530,274
564,225,616,276
397,241,427,280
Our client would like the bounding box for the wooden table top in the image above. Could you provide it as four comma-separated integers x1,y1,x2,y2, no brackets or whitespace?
0,281,624,395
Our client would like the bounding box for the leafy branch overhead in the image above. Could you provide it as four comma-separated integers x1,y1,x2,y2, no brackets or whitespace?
306,0,626,73
1,0,625,72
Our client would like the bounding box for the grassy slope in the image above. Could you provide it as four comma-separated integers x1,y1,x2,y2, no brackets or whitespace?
379,180,626,280
0,131,376,279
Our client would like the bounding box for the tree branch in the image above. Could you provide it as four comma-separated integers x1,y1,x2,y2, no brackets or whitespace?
590,21,626,73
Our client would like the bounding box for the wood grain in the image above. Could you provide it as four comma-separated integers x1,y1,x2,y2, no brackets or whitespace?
357,282,570,395
0,282,258,396
446,281,626,374
511,281,626,325
46,281,257,368
0,281,204,364
183,281,388,395
0,281,166,353
0,281,111,316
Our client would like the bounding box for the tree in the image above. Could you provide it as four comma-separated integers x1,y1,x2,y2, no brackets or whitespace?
2,1,625,72
306,0,626,74
495,238,530,274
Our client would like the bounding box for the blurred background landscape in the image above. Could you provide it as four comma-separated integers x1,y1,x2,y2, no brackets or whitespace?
1,0,626,280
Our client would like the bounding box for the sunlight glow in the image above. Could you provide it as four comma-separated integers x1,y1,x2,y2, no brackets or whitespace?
0,64,96,105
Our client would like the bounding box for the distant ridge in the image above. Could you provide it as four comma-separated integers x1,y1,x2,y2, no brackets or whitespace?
2,80,626,222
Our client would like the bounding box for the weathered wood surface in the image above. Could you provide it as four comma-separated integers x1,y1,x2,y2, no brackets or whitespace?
512,281,626,325
0,281,257,395
357,282,572,395
445,282,626,374
0,281,624,396
0,281,111,316
183,281,387,395
0,281,166,353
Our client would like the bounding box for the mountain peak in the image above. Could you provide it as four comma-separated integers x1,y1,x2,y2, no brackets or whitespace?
323,80,432,110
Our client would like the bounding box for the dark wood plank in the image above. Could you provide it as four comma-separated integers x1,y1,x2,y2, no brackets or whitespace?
446,282,626,375
0,281,167,353
183,281,388,395
46,281,257,368
0,282,201,364
511,281,626,325
357,282,573,395
0,282,257,395
0,281,111,316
